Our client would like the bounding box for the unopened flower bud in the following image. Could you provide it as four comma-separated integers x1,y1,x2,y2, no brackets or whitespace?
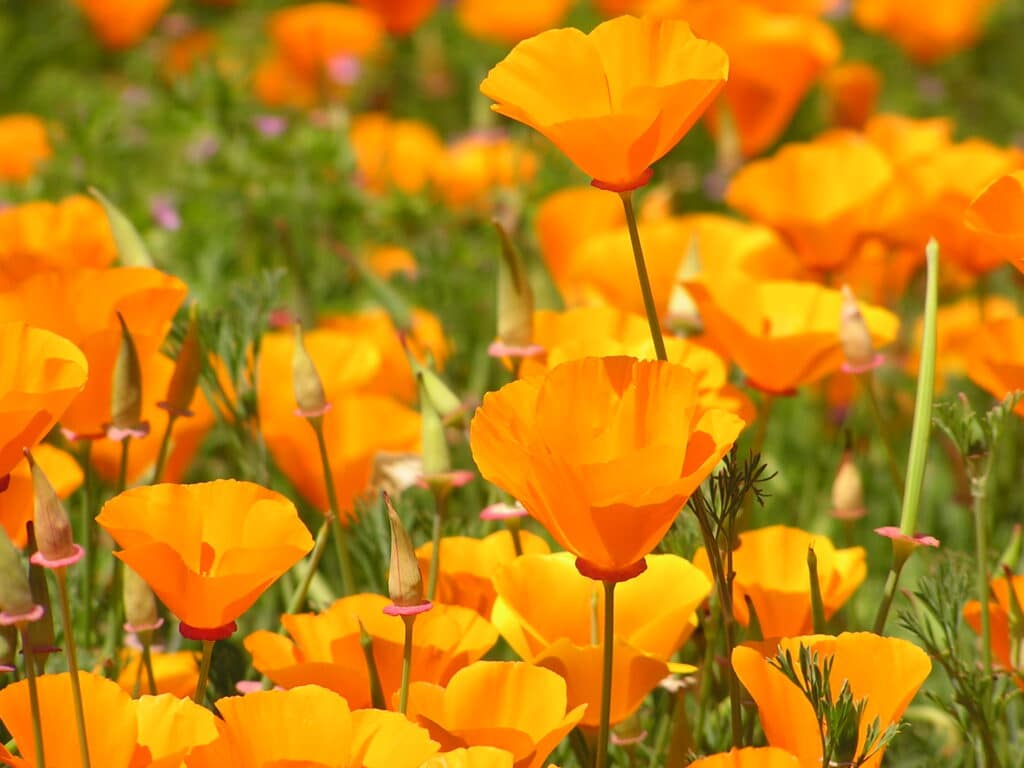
384,493,428,611
830,452,865,521
109,312,148,439
493,219,535,352
162,304,203,417
419,375,451,480
839,285,876,370
0,625,16,669
0,526,37,622
292,324,328,418
403,342,463,422
26,449,82,567
24,522,56,657
123,566,161,632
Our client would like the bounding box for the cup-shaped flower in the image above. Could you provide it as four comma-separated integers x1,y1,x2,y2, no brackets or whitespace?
688,748,801,768
491,552,710,726
245,593,498,708
695,525,865,637
350,113,446,195
420,747,516,768
72,0,170,49
965,170,1024,273
406,661,586,768
479,15,728,192
415,530,551,617
185,684,439,768
96,480,314,639
732,633,931,768
964,316,1024,417
0,115,51,184
472,356,744,582
964,574,1024,685
853,0,999,63
682,274,898,394
0,671,218,768
0,322,87,484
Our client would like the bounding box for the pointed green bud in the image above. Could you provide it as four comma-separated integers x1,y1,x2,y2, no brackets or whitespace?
808,545,827,634
0,525,36,621
357,617,386,709
25,448,81,567
90,187,154,268
123,566,161,632
403,346,462,422
493,219,534,349
419,374,451,479
384,493,426,609
163,304,203,417
292,324,328,417
24,522,56,657
109,312,147,437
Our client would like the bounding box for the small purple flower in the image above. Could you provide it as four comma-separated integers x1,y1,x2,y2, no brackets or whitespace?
150,196,181,231
186,134,221,163
254,114,289,138
121,86,152,108
916,75,947,105
326,55,362,87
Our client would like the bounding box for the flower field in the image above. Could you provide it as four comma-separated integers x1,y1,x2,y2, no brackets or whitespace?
3,0,1024,766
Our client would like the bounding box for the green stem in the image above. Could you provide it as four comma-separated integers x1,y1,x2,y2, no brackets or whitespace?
973,479,993,677
78,442,96,648
193,640,215,705
509,519,523,557
141,638,157,696
285,517,332,615
359,626,386,709
151,414,177,484
619,191,667,362
56,569,91,768
427,490,447,601
858,372,904,492
20,626,45,768
398,616,415,715
312,419,355,596
871,560,906,635
117,436,131,494
595,581,616,768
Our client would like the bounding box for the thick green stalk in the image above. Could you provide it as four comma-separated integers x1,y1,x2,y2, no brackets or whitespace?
312,420,355,595
619,191,667,362
595,581,617,768
56,569,91,768
398,616,415,714
151,415,176,484
193,640,215,705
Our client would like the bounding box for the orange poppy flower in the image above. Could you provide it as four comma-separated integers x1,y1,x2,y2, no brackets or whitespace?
245,593,498,707
964,316,1024,417
732,633,931,768
822,62,882,130
491,552,710,726
694,525,866,637
726,131,893,272
0,196,116,287
96,480,314,638
0,322,87,483
965,170,1024,272
258,327,421,518
688,748,801,768
964,574,1024,686
354,0,439,36
367,244,419,281
853,0,999,63
185,685,439,768
117,647,200,698
456,0,572,45
0,671,218,767
653,0,841,158
252,54,320,109
0,115,51,183
831,239,923,307
162,29,218,80
433,132,538,210
681,273,899,394
479,15,729,191
415,530,551,617
1,444,82,548
471,356,744,582
406,661,585,768
72,0,171,50
0,267,187,439
268,3,384,82
350,112,446,195
421,747,517,768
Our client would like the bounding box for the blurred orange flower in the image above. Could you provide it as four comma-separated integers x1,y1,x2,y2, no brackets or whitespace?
726,131,893,272
964,574,1024,686
117,647,200,698
0,115,51,183
732,633,931,768
456,0,572,45
964,316,1024,416
355,0,439,36
0,196,116,287
253,54,320,109
269,2,383,81
480,15,728,191
421,747,517,768
245,593,497,707
694,525,866,637
853,0,999,63
688,748,801,768
965,170,1024,272
681,273,899,394
96,480,314,638
406,661,585,768
186,685,439,768
367,244,419,281
416,530,551,617
73,0,171,49
350,112,446,194
433,132,538,210
1,444,82,548
0,267,187,439
822,62,882,130
0,671,217,767
471,356,744,582
491,552,710,726
162,30,218,80
0,322,87,482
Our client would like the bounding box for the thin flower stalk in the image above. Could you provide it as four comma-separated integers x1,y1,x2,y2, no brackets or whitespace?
18,625,45,768
285,515,334,615
857,371,905,492
595,581,617,768
312,419,356,596
193,639,215,705
619,190,667,362
427,489,448,602
399,614,415,714
55,569,91,768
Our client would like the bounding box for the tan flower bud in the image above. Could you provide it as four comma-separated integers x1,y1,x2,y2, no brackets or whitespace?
831,452,865,520
839,284,875,369
109,312,146,436
26,448,80,565
123,566,161,632
385,493,425,608
163,304,203,416
292,324,327,417
0,526,35,620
